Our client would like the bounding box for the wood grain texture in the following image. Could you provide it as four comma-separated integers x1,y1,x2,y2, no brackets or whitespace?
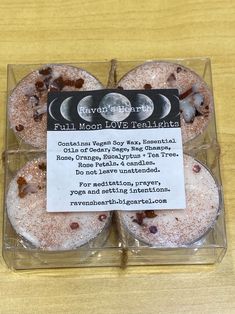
0,0,235,313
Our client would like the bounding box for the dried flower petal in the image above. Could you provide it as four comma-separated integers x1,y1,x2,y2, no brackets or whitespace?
149,225,158,234
17,176,27,186
38,162,46,171
70,222,79,230
144,210,157,218
52,76,64,90
192,164,201,173
39,67,52,76
98,214,107,222
179,87,193,100
64,79,75,87
144,83,152,90
35,81,45,92
75,78,84,89
133,212,145,225
19,190,27,198
44,75,52,89
33,111,43,122
15,124,24,132
167,73,176,83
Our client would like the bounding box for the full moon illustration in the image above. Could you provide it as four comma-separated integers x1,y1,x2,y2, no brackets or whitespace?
158,94,172,119
60,96,73,121
77,95,94,122
48,98,58,121
99,93,131,121
134,93,154,121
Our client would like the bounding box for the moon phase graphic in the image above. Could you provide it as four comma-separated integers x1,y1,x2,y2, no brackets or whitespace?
48,98,58,120
173,95,180,118
134,93,154,121
158,94,172,119
77,95,94,122
99,93,131,122
60,96,73,121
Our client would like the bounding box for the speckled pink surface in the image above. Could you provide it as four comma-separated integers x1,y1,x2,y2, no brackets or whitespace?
119,155,220,247
8,64,104,148
118,61,213,143
7,157,110,250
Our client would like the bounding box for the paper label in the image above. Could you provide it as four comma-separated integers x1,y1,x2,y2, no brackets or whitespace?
47,89,186,212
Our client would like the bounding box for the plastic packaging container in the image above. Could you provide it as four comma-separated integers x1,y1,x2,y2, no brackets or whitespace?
2,58,226,269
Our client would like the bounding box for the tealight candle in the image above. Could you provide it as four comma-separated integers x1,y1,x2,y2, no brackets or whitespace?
117,61,213,143
6,157,111,250
8,64,104,148
118,155,220,247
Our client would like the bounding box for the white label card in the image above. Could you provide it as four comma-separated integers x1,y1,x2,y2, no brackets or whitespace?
47,89,186,212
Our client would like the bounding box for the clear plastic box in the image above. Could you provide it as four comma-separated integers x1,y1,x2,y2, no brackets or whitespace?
2,58,227,269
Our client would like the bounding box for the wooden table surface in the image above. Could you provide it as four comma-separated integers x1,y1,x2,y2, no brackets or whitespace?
0,0,235,313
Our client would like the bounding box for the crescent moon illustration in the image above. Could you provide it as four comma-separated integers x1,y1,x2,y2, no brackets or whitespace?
60,96,73,121
99,93,131,122
173,95,180,118
134,93,154,121
158,94,171,119
48,98,58,121
77,95,94,122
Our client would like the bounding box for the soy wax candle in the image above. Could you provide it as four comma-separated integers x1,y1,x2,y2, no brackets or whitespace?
6,157,111,250
117,61,213,144
119,155,220,247
8,64,104,148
